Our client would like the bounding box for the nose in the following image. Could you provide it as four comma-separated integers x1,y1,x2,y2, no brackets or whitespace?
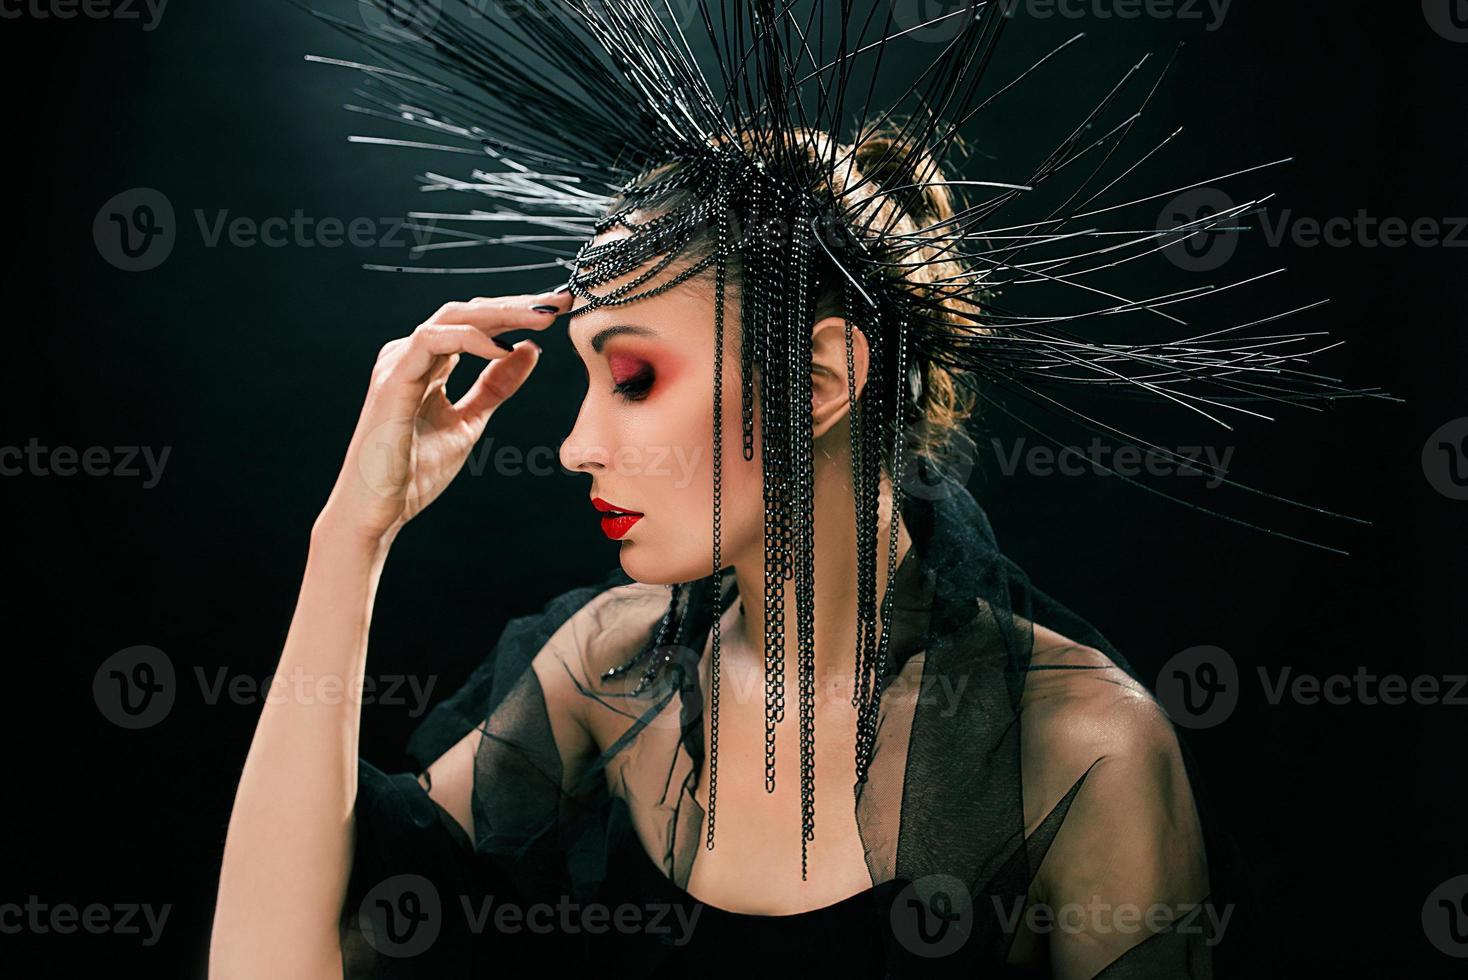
559,398,611,473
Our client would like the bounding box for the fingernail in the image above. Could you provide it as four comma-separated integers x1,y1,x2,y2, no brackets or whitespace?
531,304,559,314
492,337,515,352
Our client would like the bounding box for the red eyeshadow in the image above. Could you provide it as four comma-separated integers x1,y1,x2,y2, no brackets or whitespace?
607,352,653,385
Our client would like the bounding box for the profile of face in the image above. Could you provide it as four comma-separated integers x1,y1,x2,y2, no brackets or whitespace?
558,229,871,586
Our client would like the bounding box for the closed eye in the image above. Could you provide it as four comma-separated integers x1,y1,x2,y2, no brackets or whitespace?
612,370,653,401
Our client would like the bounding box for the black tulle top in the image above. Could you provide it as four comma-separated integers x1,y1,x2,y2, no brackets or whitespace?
339,471,1220,978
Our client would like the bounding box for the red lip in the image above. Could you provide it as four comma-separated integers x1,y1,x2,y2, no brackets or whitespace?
592,496,644,540
591,496,643,514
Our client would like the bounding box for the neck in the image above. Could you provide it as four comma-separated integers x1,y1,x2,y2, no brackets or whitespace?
728,457,912,696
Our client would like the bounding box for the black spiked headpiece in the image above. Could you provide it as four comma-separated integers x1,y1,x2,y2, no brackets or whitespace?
298,0,1390,880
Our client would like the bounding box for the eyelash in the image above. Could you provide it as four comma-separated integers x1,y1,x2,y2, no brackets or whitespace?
612,370,653,402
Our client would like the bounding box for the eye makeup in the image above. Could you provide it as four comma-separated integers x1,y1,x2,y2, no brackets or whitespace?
608,351,655,401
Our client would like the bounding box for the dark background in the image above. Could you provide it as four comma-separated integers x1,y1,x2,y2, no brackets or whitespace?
1,1,1463,976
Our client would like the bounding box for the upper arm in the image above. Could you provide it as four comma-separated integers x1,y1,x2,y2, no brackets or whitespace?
1021,626,1210,978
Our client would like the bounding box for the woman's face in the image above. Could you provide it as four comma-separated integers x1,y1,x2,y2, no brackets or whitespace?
558,250,768,586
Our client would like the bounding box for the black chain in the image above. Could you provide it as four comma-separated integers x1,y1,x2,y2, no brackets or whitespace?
792,200,818,879
705,157,730,852
855,312,910,786
565,149,921,877
755,175,788,799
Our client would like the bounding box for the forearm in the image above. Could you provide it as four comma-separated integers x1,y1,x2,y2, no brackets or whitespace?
209,516,395,980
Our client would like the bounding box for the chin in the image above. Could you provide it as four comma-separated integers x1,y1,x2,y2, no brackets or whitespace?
617,540,713,587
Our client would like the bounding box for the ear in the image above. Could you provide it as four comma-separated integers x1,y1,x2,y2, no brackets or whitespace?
810,315,869,440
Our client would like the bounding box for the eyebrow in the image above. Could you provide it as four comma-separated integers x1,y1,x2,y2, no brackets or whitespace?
589,324,657,355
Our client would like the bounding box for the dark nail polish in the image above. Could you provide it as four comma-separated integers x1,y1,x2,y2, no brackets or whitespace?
492,337,515,352
531,304,559,314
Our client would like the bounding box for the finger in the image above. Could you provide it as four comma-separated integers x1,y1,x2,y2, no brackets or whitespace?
453,339,543,429
388,324,517,385
425,289,572,340
426,352,461,395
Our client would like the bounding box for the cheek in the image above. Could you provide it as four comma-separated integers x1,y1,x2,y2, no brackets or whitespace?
636,375,762,515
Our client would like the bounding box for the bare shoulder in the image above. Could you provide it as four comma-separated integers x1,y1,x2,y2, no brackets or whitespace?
1016,626,1212,975
1019,621,1183,783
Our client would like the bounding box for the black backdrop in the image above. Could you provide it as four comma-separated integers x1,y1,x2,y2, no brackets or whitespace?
1,1,1463,976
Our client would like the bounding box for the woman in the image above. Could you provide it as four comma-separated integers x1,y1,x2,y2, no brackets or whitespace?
208,131,1215,977
205,1,1357,975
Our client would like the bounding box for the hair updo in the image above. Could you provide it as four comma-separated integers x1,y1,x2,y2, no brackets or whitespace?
601,121,987,475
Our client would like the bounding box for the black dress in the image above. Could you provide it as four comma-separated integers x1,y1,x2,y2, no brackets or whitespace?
340,470,1220,978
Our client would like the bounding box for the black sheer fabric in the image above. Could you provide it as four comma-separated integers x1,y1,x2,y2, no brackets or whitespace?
341,469,1219,977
